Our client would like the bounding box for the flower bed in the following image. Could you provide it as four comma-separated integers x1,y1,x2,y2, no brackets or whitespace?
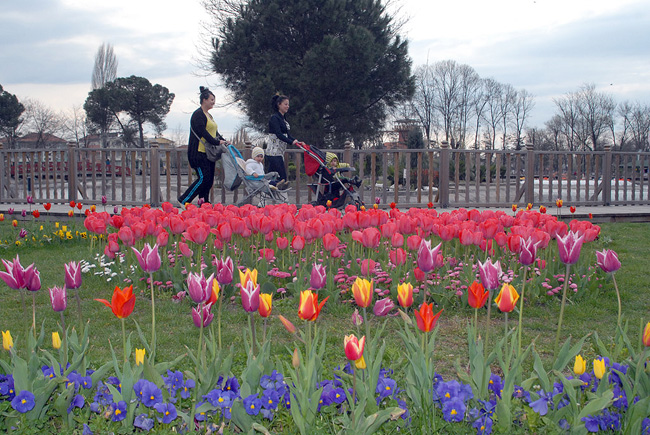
1,201,649,433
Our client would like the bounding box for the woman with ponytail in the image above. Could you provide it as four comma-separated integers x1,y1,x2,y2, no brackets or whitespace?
266,94,302,190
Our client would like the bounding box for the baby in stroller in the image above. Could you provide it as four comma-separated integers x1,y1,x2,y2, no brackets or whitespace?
325,153,362,188
245,147,289,190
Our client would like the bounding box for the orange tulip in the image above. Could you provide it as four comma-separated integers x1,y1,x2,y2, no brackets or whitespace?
239,268,258,288
467,281,488,309
95,285,136,318
207,279,220,306
643,322,650,347
298,290,329,321
397,282,413,308
344,334,366,361
258,293,273,318
278,315,296,334
511,204,517,212
414,303,443,332
494,283,519,313
555,199,563,208
351,277,373,308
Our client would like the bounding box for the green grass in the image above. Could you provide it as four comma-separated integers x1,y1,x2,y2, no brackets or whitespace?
1,221,647,382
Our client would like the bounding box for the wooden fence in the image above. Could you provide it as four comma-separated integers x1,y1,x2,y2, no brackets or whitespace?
1,142,649,208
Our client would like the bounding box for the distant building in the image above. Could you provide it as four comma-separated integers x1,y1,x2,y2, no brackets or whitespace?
383,119,420,150
79,133,124,149
13,133,68,149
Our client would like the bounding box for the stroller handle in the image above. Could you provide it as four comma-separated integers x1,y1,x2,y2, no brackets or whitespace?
335,167,355,174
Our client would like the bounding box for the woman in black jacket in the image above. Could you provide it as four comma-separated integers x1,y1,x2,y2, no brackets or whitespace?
178,87,226,205
266,95,301,189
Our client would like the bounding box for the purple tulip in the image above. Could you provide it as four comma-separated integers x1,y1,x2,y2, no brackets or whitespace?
519,237,540,266
21,209,26,218
49,286,67,312
215,256,234,285
417,239,442,273
186,272,214,304
26,195,34,204
0,256,26,289
101,195,107,205
132,243,161,274
373,298,395,317
596,249,621,274
192,303,214,328
478,258,502,290
240,280,260,313
7,208,14,215
19,228,27,238
310,263,327,290
352,308,363,326
556,231,585,265
64,261,82,289
23,264,41,292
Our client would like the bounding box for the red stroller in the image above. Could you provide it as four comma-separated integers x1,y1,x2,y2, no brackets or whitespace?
297,143,364,209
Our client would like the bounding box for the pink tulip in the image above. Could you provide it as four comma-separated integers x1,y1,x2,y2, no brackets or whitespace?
406,235,422,251
322,233,339,252
259,248,275,262
240,280,260,313
64,261,82,289
596,249,621,274
156,230,169,247
518,237,540,266
478,258,502,290
184,222,210,245
23,264,41,292
352,308,363,326
373,298,395,317
178,241,193,257
389,248,407,266
361,227,381,248
48,286,67,312
215,256,234,285
291,235,305,251
192,303,214,328
557,231,585,265
117,226,135,246
276,236,289,250
417,239,442,273
390,232,404,248
360,259,376,276
187,271,214,304
310,263,327,290
0,255,26,289
132,243,161,274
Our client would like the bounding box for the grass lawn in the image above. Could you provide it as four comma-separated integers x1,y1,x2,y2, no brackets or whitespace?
1,219,647,386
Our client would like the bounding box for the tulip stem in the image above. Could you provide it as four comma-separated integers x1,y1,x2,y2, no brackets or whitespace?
32,293,36,339
60,311,68,371
363,307,370,346
473,308,478,343
150,272,156,362
191,315,204,426
485,289,494,358
74,288,83,332
612,274,622,329
249,313,257,356
217,293,223,351
554,263,571,358
351,365,357,427
121,318,127,364
517,266,528,360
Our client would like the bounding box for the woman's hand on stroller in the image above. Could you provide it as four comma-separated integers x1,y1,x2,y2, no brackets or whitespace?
264,171,280,181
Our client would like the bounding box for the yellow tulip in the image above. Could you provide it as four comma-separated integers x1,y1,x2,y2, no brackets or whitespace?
351,277,373,308
355,355,367,370
135,348,146,366
593,358,606,380
52,332,62,350
573,354,586,375
2,330,13,351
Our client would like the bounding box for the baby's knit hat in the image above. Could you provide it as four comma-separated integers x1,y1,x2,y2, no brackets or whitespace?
252,147,264,158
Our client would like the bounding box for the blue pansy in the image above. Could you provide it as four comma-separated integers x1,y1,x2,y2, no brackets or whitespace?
134,413,155,431
11,390,35,413
488,374,503,398
111,401,127,422
472,415,493,435
181,378,195,399
262,388,280,410
67,394,85,413
442,396,466,422
140,381,163,407
243,394,263,416
154,402,178,424
529,390,553,416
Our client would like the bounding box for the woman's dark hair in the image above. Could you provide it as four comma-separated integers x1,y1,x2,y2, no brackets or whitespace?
271,94,289,112
199,86,215,103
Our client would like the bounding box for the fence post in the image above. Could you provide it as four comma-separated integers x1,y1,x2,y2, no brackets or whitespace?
150,143,160,207
439,140,450,208
343,140,353,165
603,144,612,206
525,143,535,205
67,143,77,202
0,142,4,202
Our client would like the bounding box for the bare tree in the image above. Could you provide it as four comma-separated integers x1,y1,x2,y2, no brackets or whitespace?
471,82,489,149
511,89,535,150
91,43,118,90
619,101,650,151
481,78,504,150
575,83,614,151
60,105,88,145
411,64,437,145
20,99,64,147
498,83,517,149
456,64,481,148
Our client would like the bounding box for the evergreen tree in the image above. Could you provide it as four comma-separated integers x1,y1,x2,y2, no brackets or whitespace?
0,84,25,147
208,0,414,147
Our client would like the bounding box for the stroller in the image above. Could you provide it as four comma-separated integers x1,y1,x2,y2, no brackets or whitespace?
221,144,288,207
297,143,364,209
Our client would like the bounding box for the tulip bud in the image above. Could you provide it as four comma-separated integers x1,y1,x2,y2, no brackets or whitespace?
2,330,13,351
52,332,62,350
573,354,586,375
135,348,146,366
643,322,650,347
593,358,606,380
398,309,413,325
309,263,327,290
48,286,68,312
351,309,363,327
278,315,297,334
373,298,395,317
596,249,621,274
292,348,300,368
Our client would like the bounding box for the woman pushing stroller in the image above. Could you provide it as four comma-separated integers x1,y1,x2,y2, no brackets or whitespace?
266,94,304,190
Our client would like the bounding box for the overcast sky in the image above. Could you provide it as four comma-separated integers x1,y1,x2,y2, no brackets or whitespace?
1,0,649,140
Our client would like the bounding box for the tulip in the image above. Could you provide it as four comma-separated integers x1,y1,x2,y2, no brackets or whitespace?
184,222,210,245
414,303,443,333
373,298,395,317
574,354,586,375
355,355,367,369
467,281,488,309
570,206,576,213
478,258,502,290
3,330,13,351
239,268,258,289
208,280,220,306
192,303,214,328
259,248,275,262
240,280,260,313
178,241,193,257
593,358,606,380
397,282,413,308
351,277,373,308
298,290,329,321
135,348,146,365
417,239,442,273
215,256,234,285
360,259,376,277
360,227,381,248
258,293,273,318
95,285,136,319
291,235,305,251
278,315,297,334
344,334,366,361
132,243,161,274
23,264,41,292
0,255,26,289
351,308,363,326
494,283,519,313
310,263,327,290
64,261,82,289
276,236,289,250
518,237,540,266
390,248,407,266
186,272,214,304
48,286,67,312
643,322,650,347
292,348,300,368
556,231,585,265
596,249,621,274
52,331,62,350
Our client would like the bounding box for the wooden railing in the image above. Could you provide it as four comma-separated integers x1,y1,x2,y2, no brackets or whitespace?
1,142,649,208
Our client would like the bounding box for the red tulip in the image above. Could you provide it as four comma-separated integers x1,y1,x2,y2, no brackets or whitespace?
259,248,275,262
95,285,136,318
361,227,381,248
414,303,443,332
276,236,289,250
413,267,426,282
43,203,52,211
298,290,329,321
494,283,519,313
344,334,365,361
390,232,404,248
467,281,488,309
322,233,339,252
156,230,169,247
291,235,305,251
406,235,422,251
389,248,407,266
360,259,376,276
184,222,210,245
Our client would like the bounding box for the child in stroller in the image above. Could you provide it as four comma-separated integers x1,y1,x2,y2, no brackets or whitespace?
245,147,289,190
